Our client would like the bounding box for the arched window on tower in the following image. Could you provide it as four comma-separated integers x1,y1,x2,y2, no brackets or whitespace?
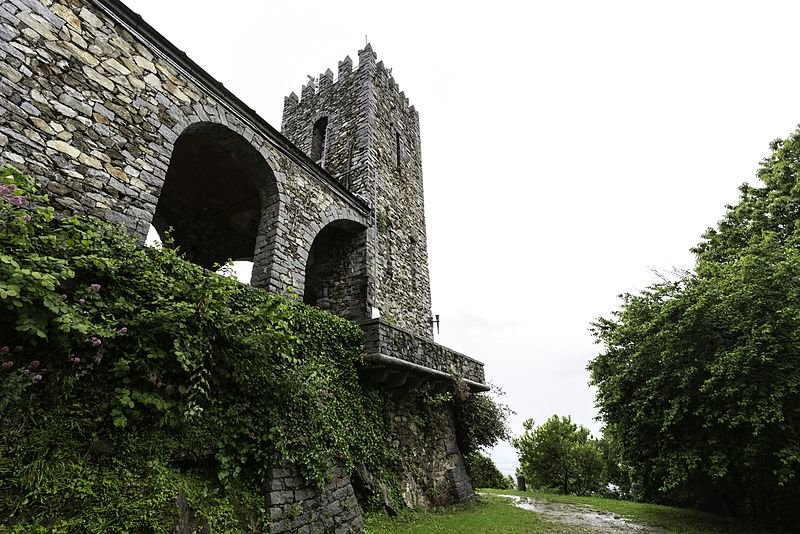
311,116,329,166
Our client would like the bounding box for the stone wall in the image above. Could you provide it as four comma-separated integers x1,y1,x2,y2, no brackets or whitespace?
266,464,363,534
384,392,476,508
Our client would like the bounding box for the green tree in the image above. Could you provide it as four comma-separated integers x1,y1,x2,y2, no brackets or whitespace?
589,127,800,522
513,415,604,495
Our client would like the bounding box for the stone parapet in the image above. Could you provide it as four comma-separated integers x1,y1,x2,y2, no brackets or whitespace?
360,319,487,389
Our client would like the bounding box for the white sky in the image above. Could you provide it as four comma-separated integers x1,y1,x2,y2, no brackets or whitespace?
127,0,800,475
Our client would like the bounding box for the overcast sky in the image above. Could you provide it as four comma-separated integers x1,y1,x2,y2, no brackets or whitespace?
128,0,800,475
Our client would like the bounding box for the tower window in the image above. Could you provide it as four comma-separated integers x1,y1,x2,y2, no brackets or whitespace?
311,117,329,166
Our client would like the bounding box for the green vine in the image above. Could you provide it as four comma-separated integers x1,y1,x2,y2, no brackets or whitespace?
0,164,392,531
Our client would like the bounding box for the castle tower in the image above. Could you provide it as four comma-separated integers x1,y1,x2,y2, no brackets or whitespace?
282,45,433,339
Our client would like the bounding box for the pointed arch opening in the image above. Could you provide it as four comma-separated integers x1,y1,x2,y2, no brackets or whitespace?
152,122,278,287
304,219,368,321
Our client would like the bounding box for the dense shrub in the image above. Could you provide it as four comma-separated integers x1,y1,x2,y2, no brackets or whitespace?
0,165,390,531
464,452,511,490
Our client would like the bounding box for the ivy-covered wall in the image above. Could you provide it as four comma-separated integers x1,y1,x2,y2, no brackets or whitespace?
0,166,508,532
0,166,380,532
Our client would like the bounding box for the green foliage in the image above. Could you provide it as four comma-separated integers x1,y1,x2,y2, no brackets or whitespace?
464,452,511,490
453,381,513,456
0,165,391,530
596,428,634,499
589,127,800,523
513,415,605,496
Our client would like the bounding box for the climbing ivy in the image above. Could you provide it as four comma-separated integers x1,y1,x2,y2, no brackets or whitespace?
0,165,392,531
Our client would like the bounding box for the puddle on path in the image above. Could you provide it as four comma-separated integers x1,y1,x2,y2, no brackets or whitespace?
488,494,666,533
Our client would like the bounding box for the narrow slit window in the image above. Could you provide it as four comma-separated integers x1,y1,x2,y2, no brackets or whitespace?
395,130,401,169
311,117,328,165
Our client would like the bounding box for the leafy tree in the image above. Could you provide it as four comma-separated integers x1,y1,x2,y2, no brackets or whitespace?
589,127,800,523
513,415,604,495
464,452,511,489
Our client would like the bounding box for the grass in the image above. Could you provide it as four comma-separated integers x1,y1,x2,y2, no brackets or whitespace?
364,488,782,533
363,494,572,533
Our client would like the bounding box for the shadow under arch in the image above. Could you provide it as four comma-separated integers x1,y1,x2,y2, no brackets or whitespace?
152,122,279,287
304,219,368,321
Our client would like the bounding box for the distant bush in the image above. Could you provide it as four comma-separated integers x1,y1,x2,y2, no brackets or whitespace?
513,415,605,496
464,452,512,490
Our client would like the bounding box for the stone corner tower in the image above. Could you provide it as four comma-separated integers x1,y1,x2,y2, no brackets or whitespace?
282,44,434,339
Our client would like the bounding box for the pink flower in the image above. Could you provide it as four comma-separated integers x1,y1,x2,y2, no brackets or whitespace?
88,283,101,292
32,373,43,382
117,326,128,335
0,346,9,355
30,360,40,368
69,356,81,365
1,361,13,370
91,337,102,347
78,298,86,304
61,294,68,300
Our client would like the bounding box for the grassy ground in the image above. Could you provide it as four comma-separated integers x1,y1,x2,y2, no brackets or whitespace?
364,494,572,533
363,489,779,533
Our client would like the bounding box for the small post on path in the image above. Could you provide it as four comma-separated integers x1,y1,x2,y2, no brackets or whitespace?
516,475,526,492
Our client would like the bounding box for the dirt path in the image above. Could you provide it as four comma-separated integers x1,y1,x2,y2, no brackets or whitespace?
491,494,666,533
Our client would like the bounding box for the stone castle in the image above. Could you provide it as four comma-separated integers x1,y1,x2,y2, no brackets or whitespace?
0,0,488,531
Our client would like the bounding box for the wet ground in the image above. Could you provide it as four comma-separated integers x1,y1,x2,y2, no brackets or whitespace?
490,494,666,533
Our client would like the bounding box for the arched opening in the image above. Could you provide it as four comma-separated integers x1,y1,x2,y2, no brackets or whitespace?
304,219,368,321
152,122,278,286
310,116,328,166
146,224,162,248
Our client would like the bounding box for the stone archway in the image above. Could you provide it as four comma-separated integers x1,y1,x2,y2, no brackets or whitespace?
304,219,368,321
152,122,279,286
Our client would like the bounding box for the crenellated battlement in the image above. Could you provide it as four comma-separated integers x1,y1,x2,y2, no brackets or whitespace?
283,44,416,116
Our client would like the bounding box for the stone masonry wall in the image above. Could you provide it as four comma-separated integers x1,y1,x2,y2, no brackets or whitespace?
0,0,367,295
265,464,363,534
385,392,476,508
282,46,434,339
369,56,433,339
